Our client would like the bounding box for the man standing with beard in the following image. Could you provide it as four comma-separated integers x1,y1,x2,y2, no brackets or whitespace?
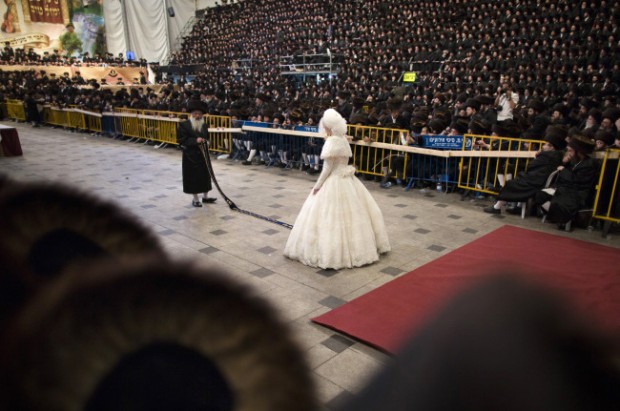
177,98,217,207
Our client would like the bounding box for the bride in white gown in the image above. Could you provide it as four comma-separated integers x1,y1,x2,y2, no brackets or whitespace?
284,109,391,269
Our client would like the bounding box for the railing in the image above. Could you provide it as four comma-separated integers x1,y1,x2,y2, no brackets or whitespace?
6,100,26,121
592,148,620,235
3,102,617,233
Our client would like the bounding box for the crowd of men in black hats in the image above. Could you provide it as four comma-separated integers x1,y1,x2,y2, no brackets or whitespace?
0,0,619,147
164,0,620,143
0,41,147,67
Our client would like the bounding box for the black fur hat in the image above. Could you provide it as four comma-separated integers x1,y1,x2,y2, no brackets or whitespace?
568,134,595,156
187,98,207,114
544,125,568,150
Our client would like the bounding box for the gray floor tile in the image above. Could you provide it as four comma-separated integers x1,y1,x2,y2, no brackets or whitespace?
321,335,355,353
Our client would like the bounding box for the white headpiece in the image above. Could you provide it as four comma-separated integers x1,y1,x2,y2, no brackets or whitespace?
319,108,347,137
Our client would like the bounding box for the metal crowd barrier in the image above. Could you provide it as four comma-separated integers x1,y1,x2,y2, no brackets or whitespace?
3,102,617,232
458,134,540,195
6,99,26,121
592,148,620,236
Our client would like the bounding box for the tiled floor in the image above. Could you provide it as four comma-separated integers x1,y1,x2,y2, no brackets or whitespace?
2,123,619,410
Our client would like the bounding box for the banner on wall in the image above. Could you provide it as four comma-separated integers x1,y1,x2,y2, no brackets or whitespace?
0,0,106,57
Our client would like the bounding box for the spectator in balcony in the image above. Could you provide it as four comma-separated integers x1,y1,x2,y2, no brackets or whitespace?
520,99,550,140
335,90,352,120
593,129,616,152
494,80,518,124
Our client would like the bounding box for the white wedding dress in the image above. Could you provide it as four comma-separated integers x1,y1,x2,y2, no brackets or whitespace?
284,135,390,269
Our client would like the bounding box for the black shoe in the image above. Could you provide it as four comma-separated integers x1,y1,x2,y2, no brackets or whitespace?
506,207,521,215
202,197,217,203
483,206,501,214
242,160,252,165
192,200,203,207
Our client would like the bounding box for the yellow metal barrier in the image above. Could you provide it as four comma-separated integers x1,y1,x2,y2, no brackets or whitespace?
6,99,26,121
114,108,142,139
592,148,620,234
207,114,232,154
139,110,179,144
348,124,410,178
5,99,614,234
111,109,233,153
43,106,71,128
85,112,102,133
458,134,540,195
67,110,86,130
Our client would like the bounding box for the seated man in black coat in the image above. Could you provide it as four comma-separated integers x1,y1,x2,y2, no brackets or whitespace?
534,133,599,225
484,125,567,215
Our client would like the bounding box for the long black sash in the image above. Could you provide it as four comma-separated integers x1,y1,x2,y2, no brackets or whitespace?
199,142,293,229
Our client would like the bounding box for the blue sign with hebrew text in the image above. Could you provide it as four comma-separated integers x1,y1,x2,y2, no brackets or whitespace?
421,135,469,150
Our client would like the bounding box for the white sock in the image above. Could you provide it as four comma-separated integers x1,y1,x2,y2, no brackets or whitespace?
542,201,550,212
193,194,199,201
506,173,513,181
494,200,506,210
497,174,506,187
247,149,257,161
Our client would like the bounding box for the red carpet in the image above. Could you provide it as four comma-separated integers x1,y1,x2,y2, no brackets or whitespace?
312,225,620,354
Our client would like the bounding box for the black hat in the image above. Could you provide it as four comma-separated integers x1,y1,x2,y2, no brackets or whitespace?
255,93,270,102
428,118,448,134
288,108,303,122
350,112,368,125
352,96,365,109
493,119,521,138
543,125,568,150
451,117,470,134
552,103,569,117
456,93,469,103
387,98,402,111
588,108,602,124
187,99,207,114
602,107,620,122
0,180,165,311
468,116,492,135
579,98,596,110
464,98,480,111
594,129,615,146
337,90,350,99
410,118,427,131
0,259,317,411
568,134,595,156
474,94,494,106
527,99,547,113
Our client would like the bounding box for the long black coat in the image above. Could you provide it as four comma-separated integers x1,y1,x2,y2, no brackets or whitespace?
541,157,599,224
498,150,564,202
176,120,212,194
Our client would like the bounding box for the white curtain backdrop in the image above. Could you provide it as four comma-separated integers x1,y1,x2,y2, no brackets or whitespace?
103,0,198,63
167,0,196,54
124,0,168,63
102,0,126,58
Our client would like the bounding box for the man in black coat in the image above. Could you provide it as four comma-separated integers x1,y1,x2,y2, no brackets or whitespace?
484,126,567,215
534,133,599,224
176,99,216,207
